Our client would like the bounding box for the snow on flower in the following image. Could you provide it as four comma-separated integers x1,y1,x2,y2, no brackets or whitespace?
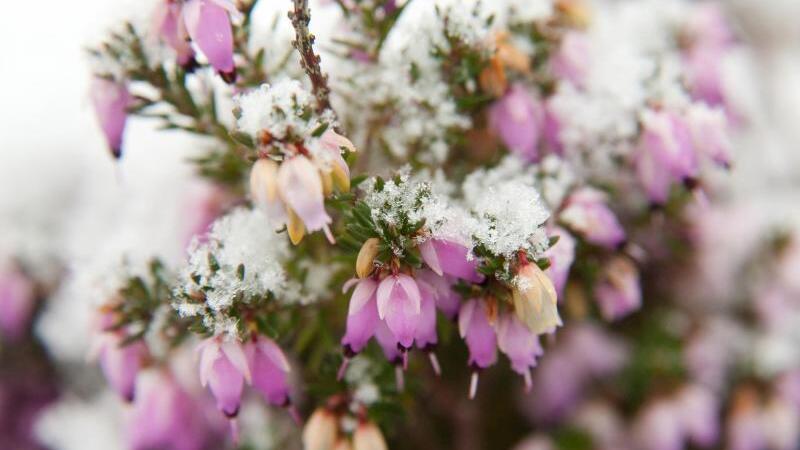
173,207,304,337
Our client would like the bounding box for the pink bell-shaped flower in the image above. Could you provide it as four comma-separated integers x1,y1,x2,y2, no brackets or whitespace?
0,266,36,341
633,401,684,450
544,227,576,298
374,319,406,391
245,336,291,407
338,278,381,380
416,270,461,320
635,139,674,206
683,3,734,107
459,299,497,398
341,278,380,356
127,370,212,450
413,281,439,351
640,109,699,184
675,384,719,448
496,313,543,391
90,77,130,159
376,274,421,350
687,104,732,169
551,31,590,88
594,256,641,321
419,237,482,283
543,99,564,155
93,333,148,402
183,0,239,81
559,188,626,249
153,0,195,68
488,84,544,162
197,337,251,417
277,155,332,233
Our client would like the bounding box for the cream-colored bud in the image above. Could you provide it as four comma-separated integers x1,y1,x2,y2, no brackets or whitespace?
333,439,354,450
356,238,380,278
513,264,561,335
331,163,350,193
320,170,334,197
353,422,388,450
287,208,306,245
303,408,338,450
249,158,279,207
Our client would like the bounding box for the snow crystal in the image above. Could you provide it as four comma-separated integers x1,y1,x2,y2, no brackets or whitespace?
235,79,335,141
463,162,551,259
173,207,305,336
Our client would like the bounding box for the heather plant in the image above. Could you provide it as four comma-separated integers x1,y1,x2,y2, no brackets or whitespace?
5,1,800,450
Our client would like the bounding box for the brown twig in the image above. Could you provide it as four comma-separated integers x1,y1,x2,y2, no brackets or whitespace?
288,0,335,117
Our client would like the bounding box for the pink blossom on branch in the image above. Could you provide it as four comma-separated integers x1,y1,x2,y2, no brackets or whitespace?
90,77,130,159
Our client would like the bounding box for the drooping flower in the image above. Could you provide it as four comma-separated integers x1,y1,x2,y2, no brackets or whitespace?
459,299,497,398
675,384,720,448
376,274,421,350
152,0,195,69
682,3,734,107
419,237,482,283
639,109,699,185
182,0,241,82
0,266,36,341
633,400,684,450
127,370,213,450
276,155,332,236
687,104,732,169
551,31,590,88
303,408,338,450
416,270,461,320
513,263,562,335
413,281,439,352
544,227,576,298
90,77,130,159
197,337,251,417
341,278,380,357
353,421,389,450
245,336,292,407
488,84,544,162
496,313,543,391
92,333,148,402
559,187,626,249
594,256,641,321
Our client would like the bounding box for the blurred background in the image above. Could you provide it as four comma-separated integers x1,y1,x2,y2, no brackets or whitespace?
1,0,799,449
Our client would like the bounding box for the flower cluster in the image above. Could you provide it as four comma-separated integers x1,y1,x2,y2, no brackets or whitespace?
241,81,356,244
339,168,562,396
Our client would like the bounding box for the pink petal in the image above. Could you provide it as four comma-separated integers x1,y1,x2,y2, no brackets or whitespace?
348,278,378,316
341,295,380,354
277,156,331,232
198,338,220,387
419,239,443,276
183,0,235,74
221,340,251,383
207,353,244,416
